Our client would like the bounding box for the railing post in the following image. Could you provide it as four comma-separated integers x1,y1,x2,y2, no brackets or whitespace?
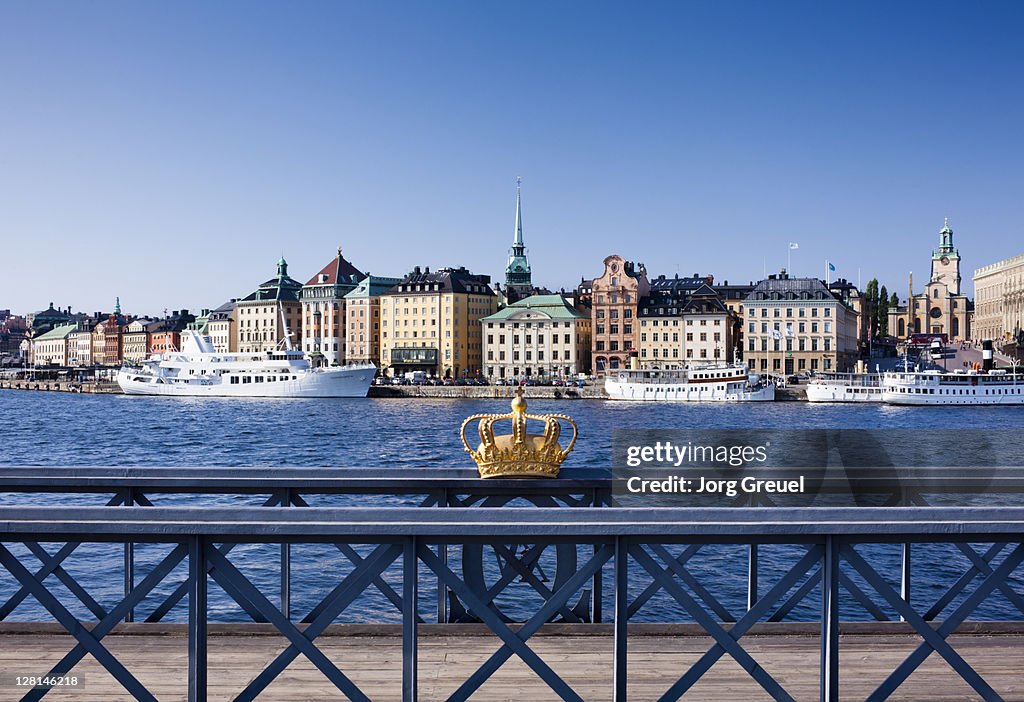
613,535,628,702
188,536,208,702
281,488,291,621
403,536,418,702
124,487,135,623
747,543,759,611
592,487,605,623
900,542,911,622
437,487,448,623
820,535,839,702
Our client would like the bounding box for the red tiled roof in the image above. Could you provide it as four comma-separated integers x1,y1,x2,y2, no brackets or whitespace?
305,251,365,286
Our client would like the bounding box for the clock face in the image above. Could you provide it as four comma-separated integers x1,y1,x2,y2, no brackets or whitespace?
940,256,950,265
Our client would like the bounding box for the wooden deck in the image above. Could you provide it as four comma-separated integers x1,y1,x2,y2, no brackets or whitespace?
1,623,1022,701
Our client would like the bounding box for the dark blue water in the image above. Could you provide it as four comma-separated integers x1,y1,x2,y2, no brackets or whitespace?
2,391,1023,624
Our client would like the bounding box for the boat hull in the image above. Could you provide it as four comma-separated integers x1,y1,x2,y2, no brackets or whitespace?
117,365,376,398
605,379,775,402
805,384,884,403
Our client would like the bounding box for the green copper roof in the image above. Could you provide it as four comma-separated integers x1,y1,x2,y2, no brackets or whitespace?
482,294,582,321
34,323,78,341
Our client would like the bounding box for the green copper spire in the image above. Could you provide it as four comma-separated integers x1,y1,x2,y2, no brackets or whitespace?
277,256,288,277
114,296,121,315
505,176,532,296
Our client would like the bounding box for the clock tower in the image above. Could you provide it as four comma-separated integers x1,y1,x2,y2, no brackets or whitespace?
930,217,961,295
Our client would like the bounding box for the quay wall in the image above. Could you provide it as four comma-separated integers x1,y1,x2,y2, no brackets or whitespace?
0,379,121,393
0,378,806,401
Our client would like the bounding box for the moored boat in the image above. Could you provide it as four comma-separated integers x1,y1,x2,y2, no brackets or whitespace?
806,372,884,403
881,368,1024,405
605,362,774,402
117,331,375,398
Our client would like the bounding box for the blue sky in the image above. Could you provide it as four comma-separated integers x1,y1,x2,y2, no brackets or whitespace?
2,1,1022,315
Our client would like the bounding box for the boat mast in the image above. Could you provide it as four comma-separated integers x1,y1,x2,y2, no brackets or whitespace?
278,301,293,351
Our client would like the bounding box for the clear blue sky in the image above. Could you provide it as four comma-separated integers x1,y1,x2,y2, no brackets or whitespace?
2,1,1022,315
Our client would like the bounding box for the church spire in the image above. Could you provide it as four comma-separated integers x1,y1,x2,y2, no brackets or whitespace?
504,176,532,299
513,176,524,250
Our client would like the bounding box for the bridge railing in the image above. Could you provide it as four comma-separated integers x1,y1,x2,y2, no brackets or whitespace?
0,505,1023,701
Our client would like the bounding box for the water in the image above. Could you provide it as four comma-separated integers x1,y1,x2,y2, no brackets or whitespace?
2,391,1023,624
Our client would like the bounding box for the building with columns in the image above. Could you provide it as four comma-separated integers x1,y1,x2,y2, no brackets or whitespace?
236,258,304,353
974,251,1024,356
481,294,591,381
590,255,650,373
300,249,366,365
887,220,972,341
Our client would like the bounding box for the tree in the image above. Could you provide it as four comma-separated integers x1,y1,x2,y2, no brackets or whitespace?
865,278,879,338
878,285,889,337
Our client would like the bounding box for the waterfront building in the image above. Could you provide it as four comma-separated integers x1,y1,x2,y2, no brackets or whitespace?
973,252,1024,356
637,277,738,367
379,266,498,378
344,275,402,366
502,178,534,303
29,323,77,366
206,300,237,353
590,255,650,373
714,281,756,360
123,318,157,362
150,310,196,355
480,294,592,381
187,309,211,336
69,328,93,366
887,220,972,341
236,258,304,354
91,299,129,365
300,248,366,365
743,272,860,374
27,303,71,335
0,313,28,357
828,279,869,351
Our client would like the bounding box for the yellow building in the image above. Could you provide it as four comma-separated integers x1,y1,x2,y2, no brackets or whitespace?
344,275,402,366
379,266,497,379
30,324,77,366
744,272,860,374
637,277,738,367
207,300,237,353
236,258,304,353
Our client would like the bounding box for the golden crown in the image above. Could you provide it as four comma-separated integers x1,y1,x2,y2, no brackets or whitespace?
460,388,578,479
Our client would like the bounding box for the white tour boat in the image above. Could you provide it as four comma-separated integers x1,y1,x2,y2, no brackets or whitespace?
806,372,884,403
117,330,375,398
605,362,775,402
881,368,1024,406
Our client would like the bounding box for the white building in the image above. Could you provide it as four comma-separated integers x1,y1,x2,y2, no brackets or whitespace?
481,294,592,381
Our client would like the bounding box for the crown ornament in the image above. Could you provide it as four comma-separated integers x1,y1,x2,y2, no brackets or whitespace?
461,387,578,478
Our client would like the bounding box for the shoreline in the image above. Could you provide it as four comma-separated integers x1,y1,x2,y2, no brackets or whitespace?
0,379,808,400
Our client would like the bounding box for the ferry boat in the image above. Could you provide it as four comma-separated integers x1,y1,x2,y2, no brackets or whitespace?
605,363,775,402
882,368,1024,405
117,330,376,398
805,372,883,403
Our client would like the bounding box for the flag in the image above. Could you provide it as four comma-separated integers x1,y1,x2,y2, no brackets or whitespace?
770,329,782,340
828,261,836,272
785,324,795,337
789,242,799,250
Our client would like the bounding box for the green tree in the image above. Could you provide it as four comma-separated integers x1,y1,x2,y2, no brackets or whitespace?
878,285,889,336
865,278,879,338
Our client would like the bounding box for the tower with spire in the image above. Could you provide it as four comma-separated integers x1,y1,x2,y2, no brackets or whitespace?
931,217,962,295
504,177,533,302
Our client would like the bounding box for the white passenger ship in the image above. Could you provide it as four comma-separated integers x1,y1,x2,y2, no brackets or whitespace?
882,369,1024,405
117,331,375,398
605,363,775,402
806,372,883,403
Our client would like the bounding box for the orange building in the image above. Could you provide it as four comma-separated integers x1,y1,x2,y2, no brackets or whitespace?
590,255,649,373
